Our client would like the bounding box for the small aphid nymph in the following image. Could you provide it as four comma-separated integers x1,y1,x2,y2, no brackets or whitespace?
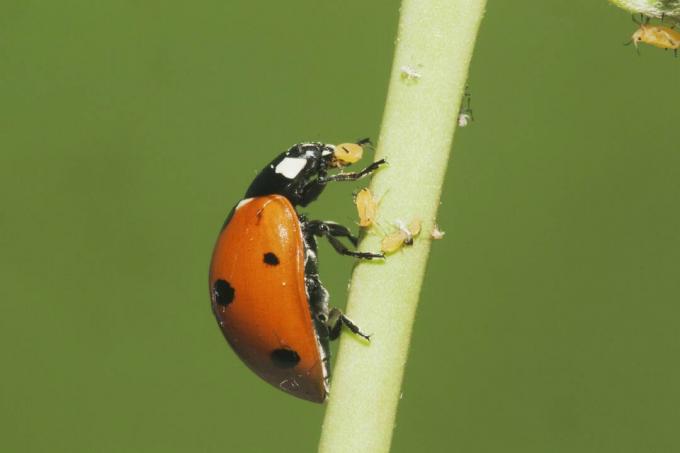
431,224,446,240
627,15,680,56
457,87,474,128
381,219,422,254
355,188,378,228
400,65,421,83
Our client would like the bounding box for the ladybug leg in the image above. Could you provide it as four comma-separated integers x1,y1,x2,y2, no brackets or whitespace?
328,308,370,341
306,274,331,323
306,220,383,259
310,220,359,246
319,159,387,183
298,180,326,207
298,159,387,207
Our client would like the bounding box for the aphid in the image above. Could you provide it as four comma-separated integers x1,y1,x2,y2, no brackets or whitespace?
627,15,680,56
400,65,421,82
431,224,446,240
354,188,378,228
381,219,422,254
457,87,474,127
210,140,386,403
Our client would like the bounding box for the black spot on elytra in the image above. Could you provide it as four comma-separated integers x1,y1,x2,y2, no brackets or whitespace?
213,280,235,306
263,252,279,265
270,348,300,368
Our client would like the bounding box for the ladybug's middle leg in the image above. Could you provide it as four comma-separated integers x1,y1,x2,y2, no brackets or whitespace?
305,220,383,260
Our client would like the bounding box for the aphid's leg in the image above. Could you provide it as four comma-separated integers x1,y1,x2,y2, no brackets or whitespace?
327,307,370,341
306,220,384,259
319,159,387,183
632,14,640,25
675,48,678,58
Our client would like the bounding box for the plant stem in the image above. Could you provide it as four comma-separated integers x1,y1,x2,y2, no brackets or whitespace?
609,0,680,18
318,0,487,452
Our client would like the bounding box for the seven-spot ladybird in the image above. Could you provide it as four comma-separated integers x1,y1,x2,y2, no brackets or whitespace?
627,15,680,56
354,188,378,228
210,140,386,403
381,219,422,254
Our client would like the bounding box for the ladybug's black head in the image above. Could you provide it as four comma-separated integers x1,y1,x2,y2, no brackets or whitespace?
244,140,371,206
279,141,367,170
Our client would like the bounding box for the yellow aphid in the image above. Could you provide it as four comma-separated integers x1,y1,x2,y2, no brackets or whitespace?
355,188,378,228
381,219,422,254
629,21,680,55
333,143,364,165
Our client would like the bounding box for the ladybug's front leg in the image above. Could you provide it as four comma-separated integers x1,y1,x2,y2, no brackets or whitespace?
298,159,387,207
319,159,387,184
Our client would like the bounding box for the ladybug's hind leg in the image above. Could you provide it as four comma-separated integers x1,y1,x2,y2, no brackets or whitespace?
306,220,383,260
328,308,370,341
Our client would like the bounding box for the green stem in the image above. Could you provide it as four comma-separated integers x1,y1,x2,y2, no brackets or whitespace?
318,0,487,452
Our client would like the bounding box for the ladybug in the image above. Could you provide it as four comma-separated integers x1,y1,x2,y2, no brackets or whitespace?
210,140,386,403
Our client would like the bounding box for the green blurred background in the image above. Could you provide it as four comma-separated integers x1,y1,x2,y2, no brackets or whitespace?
2,1,680,451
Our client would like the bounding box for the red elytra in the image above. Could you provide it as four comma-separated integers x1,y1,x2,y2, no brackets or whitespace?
210,195,328,403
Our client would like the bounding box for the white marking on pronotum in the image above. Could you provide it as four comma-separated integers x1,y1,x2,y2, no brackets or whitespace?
275,157,307,179
235,198,254,210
